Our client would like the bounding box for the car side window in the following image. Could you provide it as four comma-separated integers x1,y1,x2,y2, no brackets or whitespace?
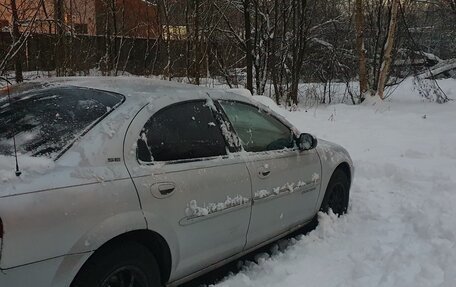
137,100,227,162
219,101,294,152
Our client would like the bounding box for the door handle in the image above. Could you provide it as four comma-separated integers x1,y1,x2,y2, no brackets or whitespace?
151,182,176,198
259,170,271,178
158,184,175,195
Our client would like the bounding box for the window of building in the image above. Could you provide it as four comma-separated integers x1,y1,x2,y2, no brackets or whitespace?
74,23,88,34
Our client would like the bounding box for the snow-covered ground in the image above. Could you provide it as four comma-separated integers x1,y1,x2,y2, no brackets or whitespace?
214,79,456,287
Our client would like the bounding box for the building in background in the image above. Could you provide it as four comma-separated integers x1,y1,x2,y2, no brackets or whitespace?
0,0,158,38
0,0,97,35
94,0,159,38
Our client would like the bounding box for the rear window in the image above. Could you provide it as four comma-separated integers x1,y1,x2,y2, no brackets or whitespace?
0,86,124,159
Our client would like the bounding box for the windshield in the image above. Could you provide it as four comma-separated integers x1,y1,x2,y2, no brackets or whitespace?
0,85,124,159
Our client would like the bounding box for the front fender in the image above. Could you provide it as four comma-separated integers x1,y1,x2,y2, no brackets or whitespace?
315,139,354,211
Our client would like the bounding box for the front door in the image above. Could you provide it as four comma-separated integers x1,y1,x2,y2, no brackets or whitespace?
124,98,252,281
218,100,321,249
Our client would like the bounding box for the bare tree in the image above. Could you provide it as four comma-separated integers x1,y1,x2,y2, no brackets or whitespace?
160,0,174,80
0,0,43,81
244,0,254,93
10,0,22,82
54,0,66,76
377,0,400,99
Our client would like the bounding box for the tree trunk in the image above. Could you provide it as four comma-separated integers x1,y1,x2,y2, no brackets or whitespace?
271,1,280,103
377,0,399,100
194,0,200,85
161,0,171,80
288,0,307,105
355,0,368,99
54,0,65,76
109,0,118,74
244,0,254,94
10,0,23,83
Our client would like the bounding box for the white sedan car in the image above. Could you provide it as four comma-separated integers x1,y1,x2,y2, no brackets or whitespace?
0,77,353,287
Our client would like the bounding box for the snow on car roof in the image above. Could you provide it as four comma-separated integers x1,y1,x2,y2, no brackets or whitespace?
39,76,254,101
4,77,258,109
46,77,206,99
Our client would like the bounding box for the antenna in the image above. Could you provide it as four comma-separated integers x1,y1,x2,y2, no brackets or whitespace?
1,76,21,176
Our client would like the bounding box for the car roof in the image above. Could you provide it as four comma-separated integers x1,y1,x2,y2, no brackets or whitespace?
27,76,252,106
46,77,210,97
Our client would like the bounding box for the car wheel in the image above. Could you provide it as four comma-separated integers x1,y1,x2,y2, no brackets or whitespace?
320,168,350,216
71,242,161,287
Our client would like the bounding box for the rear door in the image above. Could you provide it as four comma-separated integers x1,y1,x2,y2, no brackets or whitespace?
124,96,252,281
218,100,322,249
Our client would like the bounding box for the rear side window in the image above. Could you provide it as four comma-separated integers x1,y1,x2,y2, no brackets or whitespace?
0,86,124,158
137,101,227,162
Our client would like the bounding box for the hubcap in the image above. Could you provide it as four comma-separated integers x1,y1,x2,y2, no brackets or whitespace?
102,266,148,287
328,183,348,215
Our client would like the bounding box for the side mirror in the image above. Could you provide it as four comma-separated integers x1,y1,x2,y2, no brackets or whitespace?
297,133,318,151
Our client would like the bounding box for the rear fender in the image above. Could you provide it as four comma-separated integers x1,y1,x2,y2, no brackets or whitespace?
50,210,146,286
51,210,179,287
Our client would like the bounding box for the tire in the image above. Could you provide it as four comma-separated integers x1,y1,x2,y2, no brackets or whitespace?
320,168,350,216
71,242,161,287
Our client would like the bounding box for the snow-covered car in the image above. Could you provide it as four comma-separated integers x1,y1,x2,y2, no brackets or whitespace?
0,77,353,287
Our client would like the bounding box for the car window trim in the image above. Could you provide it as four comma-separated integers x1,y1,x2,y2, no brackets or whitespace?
139,154,231,166
136,99,229,165
213,100,243,153
217,99,299,152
